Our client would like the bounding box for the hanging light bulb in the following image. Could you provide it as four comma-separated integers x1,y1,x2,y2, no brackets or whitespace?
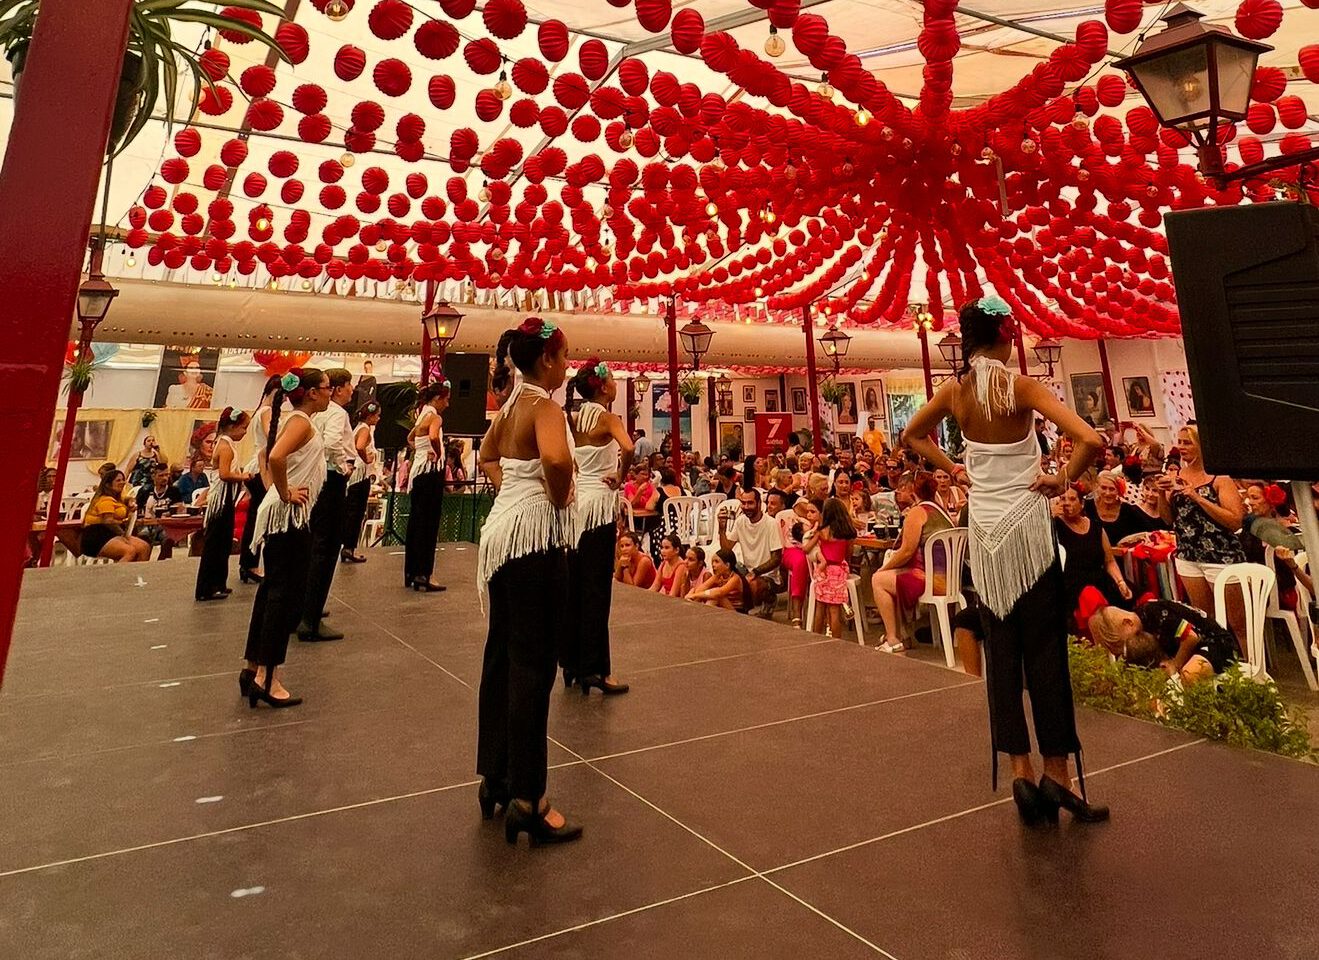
269,279,279,290
493,71,512,101
754,286,764,297
478,182,491,203
705,200,718,217
618,130,634,149
255,217,271,232
764,25,785,58
600,203,613,218
340,152,356,168
375,240,388,252
324,0,350,21
600,242,613,258
212,273,222,284
125,255,137,267
855,108,872,126
301,279,313,290
817,74,833,100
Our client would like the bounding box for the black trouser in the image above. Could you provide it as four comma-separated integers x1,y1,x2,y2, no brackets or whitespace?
239,476,265,573
565,522,615,679
195,499,236,599
301,472,347,630
341,478,371,553
978,561,1082,787
404,470,444,584
477,550,566,802
244,526,313,667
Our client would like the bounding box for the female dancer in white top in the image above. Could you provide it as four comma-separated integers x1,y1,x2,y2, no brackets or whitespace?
340,400,381,563
902,297,1109,824
565,358,634,695
239,375,280,584
241,368,330,708
405,381,450,591
195,407,251,601
475,318,580,845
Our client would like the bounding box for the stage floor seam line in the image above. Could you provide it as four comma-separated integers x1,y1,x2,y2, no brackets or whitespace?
333,596,474,690
0,669,238,701
625,637,839,675
760,737,1210,877
546,736,904,960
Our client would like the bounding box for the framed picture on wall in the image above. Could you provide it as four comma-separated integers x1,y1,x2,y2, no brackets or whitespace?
791,387,807,414
764,389,779,412
717,394,734,417
719,422,745,459
1069,372,1113,429
743,407,756,422
861,379,887,421
154,346,220,410
742,385,755,403
48,419,112,462
1123,376,1156,417
836,382,859,426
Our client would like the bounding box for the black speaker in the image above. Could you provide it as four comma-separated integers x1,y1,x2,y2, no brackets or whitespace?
1164,201,1319,480
442,352,490,436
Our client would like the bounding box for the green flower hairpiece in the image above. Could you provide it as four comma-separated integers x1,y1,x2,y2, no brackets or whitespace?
537,319,557,339
977,294,1011,317
594,361,609,379
280,372,300,391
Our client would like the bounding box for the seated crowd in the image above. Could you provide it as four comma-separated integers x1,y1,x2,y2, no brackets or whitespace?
614,421,1317,690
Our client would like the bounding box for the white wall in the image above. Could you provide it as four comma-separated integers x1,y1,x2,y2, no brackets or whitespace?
1056,338,1181,447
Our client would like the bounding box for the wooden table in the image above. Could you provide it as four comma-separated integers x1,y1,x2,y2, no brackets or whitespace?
142,515,205,557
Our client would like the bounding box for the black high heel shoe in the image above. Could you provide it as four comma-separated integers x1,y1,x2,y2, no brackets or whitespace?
196,590,231,602
578,675,630,696
478,779,510,820
239,569,263,585
1012,778,1054,826
504,800,583,846
409,578,446,592
1038,775,1110,823
238,668,256,698
247,670,303,710
340,550,367,564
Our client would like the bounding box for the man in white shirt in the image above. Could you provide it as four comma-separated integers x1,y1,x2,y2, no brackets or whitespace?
633,429,654,463
298,368,356,642
718,488,785,617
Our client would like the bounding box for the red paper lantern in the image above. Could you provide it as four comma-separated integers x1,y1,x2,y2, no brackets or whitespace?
539,19,569,61
202,165,227,190
275,22,310,64
441,0,476,16
475,89,504,122
636,0,672,33
1095,74,1126,107
319,160,344,183
396,113,425,142
245,98,283,131
1246,101,1276,134
483,0,527,39
240,64,276,98
161,158,189,184
1299,45,1319,84
219,6,261,43
579,39,609,79
670,8,704,53
281,180,305,204
429,75,456,109
1104,0,1141,34
510,98,540,127
292,83,327,115
174,128,201,157
243,172,267,198
361,166,390,195
415,20,459,59
335,45,367,81
368,0,413,40
344,128,376,153
199,85,233,116
464,38,501,75
406,173,428,199
321,185,347,209
220,138,248,167
268,151,299,179
352,100,386,132
1235,0,1283,40
553,73,591,109
199,48,229,82
1276,95,1307,129
299,114,332,143
374,58,412,97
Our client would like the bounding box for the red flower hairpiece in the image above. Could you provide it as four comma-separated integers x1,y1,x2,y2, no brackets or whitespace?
1264,483,1287,508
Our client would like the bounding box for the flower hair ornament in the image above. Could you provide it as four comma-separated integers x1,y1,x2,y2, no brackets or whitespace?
1263,483,1288,508
976,294,1011,317
280,371,301,392
518,316,557,339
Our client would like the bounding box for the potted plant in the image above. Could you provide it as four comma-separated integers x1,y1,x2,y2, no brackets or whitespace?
677,375,704,405
0,0,288,157
819,379,847,407
141,410,158,429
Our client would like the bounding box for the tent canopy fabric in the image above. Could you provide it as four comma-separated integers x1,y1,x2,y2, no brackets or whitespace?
3,0,1316,340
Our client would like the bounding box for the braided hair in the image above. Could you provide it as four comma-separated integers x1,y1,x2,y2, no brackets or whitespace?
490,329,518,398
955,297,1014,380
266,367,325,456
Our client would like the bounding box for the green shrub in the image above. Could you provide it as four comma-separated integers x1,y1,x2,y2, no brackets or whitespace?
1068,640,1314,761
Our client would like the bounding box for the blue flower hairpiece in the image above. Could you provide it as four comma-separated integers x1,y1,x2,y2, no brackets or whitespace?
280,372,300,391
977,294,1011,317
594,361,609,379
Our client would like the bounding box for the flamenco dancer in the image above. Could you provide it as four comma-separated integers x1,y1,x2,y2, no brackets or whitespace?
475,318,581,845
404,380,450,592
565,358,634,695
901,296,1110,825
195,407,251,601
240,368,330,708
238,375,280,584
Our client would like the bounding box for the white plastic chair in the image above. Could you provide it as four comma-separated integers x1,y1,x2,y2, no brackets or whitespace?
714,499,742,562
696,492,727,547
62,498,90,522
917,528,969,669
360,518,384,549
664,496,702,546
1213,562,1275,683
804,564,866,645
618,493,638,533
1262,547,1318,691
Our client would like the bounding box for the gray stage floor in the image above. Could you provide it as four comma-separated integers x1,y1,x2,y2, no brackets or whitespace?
1,547,1316,960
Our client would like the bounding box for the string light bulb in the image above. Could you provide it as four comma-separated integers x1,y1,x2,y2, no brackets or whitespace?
764,25,785,58
705,200,718,217
325,0,350,22
340,152,356,168
855,108,872,126
255,217,271,231
301,279,313,290
125,255,137,267
493,71,512,101
617,130,634,149
816,74,833,100
478,182,491,203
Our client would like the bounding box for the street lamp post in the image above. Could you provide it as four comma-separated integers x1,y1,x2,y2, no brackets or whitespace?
817,325,852,375
420,300,463,386
1115,4,1319,184
39,239,119,567
1032,338,1063,378
801,306,824,455
936,332,962,384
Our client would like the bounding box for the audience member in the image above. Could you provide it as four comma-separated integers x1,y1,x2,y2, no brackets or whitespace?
811,498,858,637
718,488,784,617
1089,598,1238,685
1055,486,1132,626
128,435,163,488
684,545,709,593
176,457,210,505
870,472,955,653
684,547,745,610
1089,473,1166,545
81,469,151,562
615,531,656,588
651,533,689,597
932,467,966,515
779,498,821,628
134,461,182,556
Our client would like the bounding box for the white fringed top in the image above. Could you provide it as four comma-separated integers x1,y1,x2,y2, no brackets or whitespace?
251,410,326,549
243,405,272,474
411,404,442,478
348,423,376,485
203,435,243,529
477,382,574,591
570,400,619,545
963,357,1055,618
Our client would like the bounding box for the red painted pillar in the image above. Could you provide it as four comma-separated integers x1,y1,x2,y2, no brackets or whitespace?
918,324,935,401
802,306,823,455
665,298,684,481
419,280,436,387
38,323,93,567
0,0,134,688
706,377,717,462
1096,338,1120,431
1014,323,1029,374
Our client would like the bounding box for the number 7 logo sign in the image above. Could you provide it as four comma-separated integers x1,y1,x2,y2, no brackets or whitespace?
754,413,793,456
